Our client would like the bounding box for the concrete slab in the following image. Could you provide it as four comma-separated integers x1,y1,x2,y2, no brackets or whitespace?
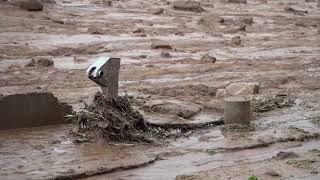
0,92,72,130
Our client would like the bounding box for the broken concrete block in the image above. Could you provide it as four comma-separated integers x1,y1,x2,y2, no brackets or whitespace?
0,92,72,130
225,82,260,96
151,39,172,49
173,0,205,13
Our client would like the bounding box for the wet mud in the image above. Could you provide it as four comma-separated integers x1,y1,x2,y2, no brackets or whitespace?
0,0,320,179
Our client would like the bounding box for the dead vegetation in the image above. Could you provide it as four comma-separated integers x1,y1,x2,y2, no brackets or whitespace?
68,92,188,143
251,94,295,113
69,92,155,143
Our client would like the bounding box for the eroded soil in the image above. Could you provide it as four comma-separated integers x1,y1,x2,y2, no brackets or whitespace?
0,0,320,179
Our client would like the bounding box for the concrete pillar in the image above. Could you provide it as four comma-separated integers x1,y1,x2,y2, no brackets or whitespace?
224,97,250,125
87,57,121,97
99,58,120,96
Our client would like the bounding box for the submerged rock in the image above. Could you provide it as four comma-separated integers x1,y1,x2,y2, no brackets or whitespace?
200,53,216,63
41,0,55,4
151,39,172,49
198,14,225,32
161,51,172,58
226,0,247,4
284,6,308,15
239,17,254,25
133,28,145,34
231,36,241,45
10,0,43,11
151,8,164,15
26,57,54,67
102,0,111,6
144,100,201,119
173,0,205,13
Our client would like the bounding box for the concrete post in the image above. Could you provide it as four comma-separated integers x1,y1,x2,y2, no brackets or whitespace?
224,97,251,125
87,57,121,97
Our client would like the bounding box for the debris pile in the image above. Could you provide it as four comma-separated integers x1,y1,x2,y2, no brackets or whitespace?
69,92,156,143
251,95,294,113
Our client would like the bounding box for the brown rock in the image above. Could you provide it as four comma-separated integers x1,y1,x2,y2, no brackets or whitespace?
259,0,268,3
145,101,201,119
239,24,246,31
273,151,299,160
10,0,43,11
41,0,55,4
200,53,216,63
52,19,64,24
225,82,260,96
139,55,147,58
151,39,172,49
227,0,247,4
198,14,225,32
152,8,164,15
231,36,241,45
133,28,145,34
26,57,54,67
295,21,317,27
173,0,205,13
102,0,111,6
204,99,224,112
265,170,281,177
161,51,172,58
240,17,254,25
87,26,104,34
284,6,308,15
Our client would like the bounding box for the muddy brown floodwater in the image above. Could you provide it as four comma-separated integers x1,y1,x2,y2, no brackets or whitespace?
1,0,320,179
